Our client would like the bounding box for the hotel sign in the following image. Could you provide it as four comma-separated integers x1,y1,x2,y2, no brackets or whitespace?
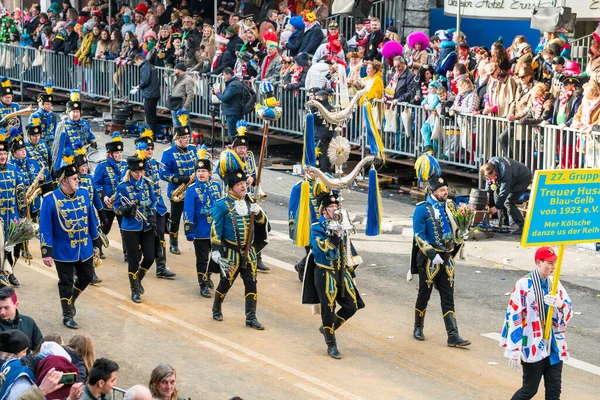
444,0,600,21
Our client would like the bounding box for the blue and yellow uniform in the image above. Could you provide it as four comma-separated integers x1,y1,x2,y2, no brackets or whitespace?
159,126,198,253
52,119,96,171
114,156,157,303
26,139,52,168
93,157,126,212
410,176,470,347
29,110,58,149
184,172,222,294
0,163,25,234
210,168,269,328
288,177,325,241
0,76,21,134
79,173,102,212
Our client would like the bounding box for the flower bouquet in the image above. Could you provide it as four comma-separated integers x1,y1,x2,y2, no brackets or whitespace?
5,218,39,249
452,204,476,238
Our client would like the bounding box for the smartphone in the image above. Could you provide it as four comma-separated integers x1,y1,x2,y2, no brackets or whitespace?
59,372,78,385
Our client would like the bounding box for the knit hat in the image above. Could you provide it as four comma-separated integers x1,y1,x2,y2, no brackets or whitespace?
35,356,79,399
294,52,309,67
225,25,237,36
289,16,305,31
0,330,30,354
174,62,187,71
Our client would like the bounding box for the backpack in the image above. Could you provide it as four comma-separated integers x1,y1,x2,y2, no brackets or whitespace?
239,82,257,115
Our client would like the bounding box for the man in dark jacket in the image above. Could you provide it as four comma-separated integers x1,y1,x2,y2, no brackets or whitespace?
298,19,323,56
480,157,532,235
214,68,244,139
391,57,417,104
364,18,384,61
51,23,79,54
0,287,43,355
225,26,244,66
135,55,161,138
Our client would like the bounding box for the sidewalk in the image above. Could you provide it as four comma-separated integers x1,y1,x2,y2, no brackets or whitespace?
91,127,600,292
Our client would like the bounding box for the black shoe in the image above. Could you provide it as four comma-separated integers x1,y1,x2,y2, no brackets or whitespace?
212,295,224,321
63,316,79,329
256,255,270,272
91,273,102,285
200,286,211,298
156,266,176,279
413,310,426,341
323,330,341,359
169,233,181,255
246,318,265,330
8,274,19,287
99,252,106,260
212,309,223,321
131,292,142,303
444,313,471,347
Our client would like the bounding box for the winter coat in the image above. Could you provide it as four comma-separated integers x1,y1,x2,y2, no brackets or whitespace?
184,47,204,72
139,60,160,99
392,69,417,103
170,73,195,110
216,76,244,116
298,24,324,56
0,311,43,353
260,53,282,83
546,90,582,127
285,31,303,57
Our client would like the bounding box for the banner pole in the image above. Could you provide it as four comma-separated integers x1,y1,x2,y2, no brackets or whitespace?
543,244,565,344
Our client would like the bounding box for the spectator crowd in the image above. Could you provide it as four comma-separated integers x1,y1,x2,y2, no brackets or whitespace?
0,0,599,168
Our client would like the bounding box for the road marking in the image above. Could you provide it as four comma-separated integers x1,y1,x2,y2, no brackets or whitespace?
194,339,250,363
21,258,364,400
481,332,600,376
293,383,341,400
262,255,295,272
117,304,161,323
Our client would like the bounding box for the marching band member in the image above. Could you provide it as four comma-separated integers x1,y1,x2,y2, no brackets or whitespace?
184,150,221,298
28,83,58,148
411,175,470,347
40,147,102,329
231,121,269,272
25,118,52,168
74,139,103,285
160,125,197,255
93,132,127,261
302,192,365,359
9,129,50,220
135,130,176,279
0,128,26,287
0,77,21,134
114,150,158,304
52,90,97,172
210,162,269,329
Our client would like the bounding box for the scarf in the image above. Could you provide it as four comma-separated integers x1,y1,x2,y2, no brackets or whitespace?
305,21,317,32
262,54,275,79
421,82,428,98
559,87,574,107
532,94,545,119
530,268,548,327
581,96,600,126
291,66,304,85
212,45,225,70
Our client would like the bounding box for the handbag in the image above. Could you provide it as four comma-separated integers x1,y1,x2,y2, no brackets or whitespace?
401,107,413,137
22,51,32,70
431,116,443,140
166,96,183,111
32,50,44,67
383,106,398,133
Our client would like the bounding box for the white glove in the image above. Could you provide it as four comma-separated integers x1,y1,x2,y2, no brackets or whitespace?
509,350,526,369
432,254,444,265
211,250,221,264
129,86,139,95
250,203,261,215
544,294,565,309
406,269,413,282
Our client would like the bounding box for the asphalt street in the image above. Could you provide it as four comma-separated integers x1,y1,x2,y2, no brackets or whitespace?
12,131,600,399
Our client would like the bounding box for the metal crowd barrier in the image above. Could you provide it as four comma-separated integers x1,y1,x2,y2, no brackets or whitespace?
1,43,599,188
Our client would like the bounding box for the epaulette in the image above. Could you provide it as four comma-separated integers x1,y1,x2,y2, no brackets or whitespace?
43,192,52,198
416,201,426,205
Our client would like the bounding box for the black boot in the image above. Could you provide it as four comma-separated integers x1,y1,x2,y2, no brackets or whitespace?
71,290,81,317
156,240,176,278
61,299,79,329
294,259,305,282
129,275,142,303
137,267,148,295
198,274,211,298
212,293,224,321
256,254,270,272
207,273,214,289
99,249,106,260
91,271,102,285
245,294,264,330
323,328,341,359
414,310,426,341
8,274,20,287
444,313,471,347
169,233,181,255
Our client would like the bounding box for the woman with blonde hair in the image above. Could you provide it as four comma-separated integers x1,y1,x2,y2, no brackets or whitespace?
572,80,600,168
200,25,215,71
360,60,385,129
149,363,180,400
64,333,96,383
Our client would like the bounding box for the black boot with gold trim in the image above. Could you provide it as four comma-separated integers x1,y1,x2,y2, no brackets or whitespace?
71,288,82,317
137,267,148,295
61,299,79,329
245,293,264,330
129,275,142,303
212,292,224,321
414,309,426,341
169,233,181,255
323,328,341,359
444,312,471,347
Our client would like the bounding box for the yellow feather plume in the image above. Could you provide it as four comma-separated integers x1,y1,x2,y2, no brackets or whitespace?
198,147,207,160
177,113,188,126
31,117,41,127
1,79,11,88
45,86,53,95
63,155,75,165
137,149,147,160
74,147,86,156
0,133,7,142
140,128,153,139
70,91,80,101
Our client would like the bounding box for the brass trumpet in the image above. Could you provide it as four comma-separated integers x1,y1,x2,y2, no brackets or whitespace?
171,174,196,202
25,167,47,205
